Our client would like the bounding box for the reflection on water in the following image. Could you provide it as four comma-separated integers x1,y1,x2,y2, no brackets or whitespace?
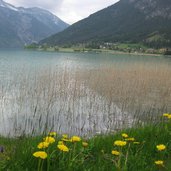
0,77,133,137
0,50,171,137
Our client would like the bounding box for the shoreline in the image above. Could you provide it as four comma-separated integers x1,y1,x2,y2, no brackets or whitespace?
25,47,165,57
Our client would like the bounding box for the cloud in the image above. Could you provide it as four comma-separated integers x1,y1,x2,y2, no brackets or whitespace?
5,0,119,24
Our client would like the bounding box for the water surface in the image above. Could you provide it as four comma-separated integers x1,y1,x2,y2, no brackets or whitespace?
0,49,170,137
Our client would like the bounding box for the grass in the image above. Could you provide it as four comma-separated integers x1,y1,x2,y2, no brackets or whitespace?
1,115,171,171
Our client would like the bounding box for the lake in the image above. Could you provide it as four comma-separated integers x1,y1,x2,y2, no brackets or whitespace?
0,49,171,137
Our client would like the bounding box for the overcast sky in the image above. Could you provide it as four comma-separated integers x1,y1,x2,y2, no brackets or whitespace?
5,0,119,24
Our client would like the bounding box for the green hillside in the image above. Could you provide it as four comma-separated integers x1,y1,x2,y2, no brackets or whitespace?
40,0,171,48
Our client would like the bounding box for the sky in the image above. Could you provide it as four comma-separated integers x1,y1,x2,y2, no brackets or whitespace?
5,0,119,24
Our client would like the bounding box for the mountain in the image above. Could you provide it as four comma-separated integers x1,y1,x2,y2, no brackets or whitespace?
0,0,69,47
40,0,171,48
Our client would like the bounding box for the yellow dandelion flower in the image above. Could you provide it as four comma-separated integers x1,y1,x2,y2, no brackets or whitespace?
44,136,55,144
156,144,166,151
122,133,128,138
82,142,88,147
111,150,120,156
163,113,169,117
155,160,164,166
49,132,57,136
114,140,127,146
33,151,47,159
37,142,49,149
125,138,135,141
62,134,68,139
167,114,171,119
58,141,64,145
71,136,81,142
57,144,69,152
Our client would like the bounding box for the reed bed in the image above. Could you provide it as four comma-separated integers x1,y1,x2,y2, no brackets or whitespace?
83,62,171,123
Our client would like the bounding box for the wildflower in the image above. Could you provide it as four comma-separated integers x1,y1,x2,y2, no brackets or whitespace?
122,133,128,138
57,144,69,152
49,132,57,137
163,113,169,117
82,142,88,147
71,136,81,142
111,150,120,156
156,144,166,151
114,140,127,146
167,114,171,119
44,136,55,144
37,142,49,149
62,134,68,139
33,151,47,159
125,138,135,141
155,160,164,166
58,141,64,145
0,146,4,153
133,142,140,144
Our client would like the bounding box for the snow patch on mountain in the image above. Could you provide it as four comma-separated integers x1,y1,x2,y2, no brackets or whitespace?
0,0,18,11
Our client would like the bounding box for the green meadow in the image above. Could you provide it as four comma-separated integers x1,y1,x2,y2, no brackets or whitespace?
0,114,171,171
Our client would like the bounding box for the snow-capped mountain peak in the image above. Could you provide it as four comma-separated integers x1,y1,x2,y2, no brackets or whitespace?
0,0,18,11
0,0,69,47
